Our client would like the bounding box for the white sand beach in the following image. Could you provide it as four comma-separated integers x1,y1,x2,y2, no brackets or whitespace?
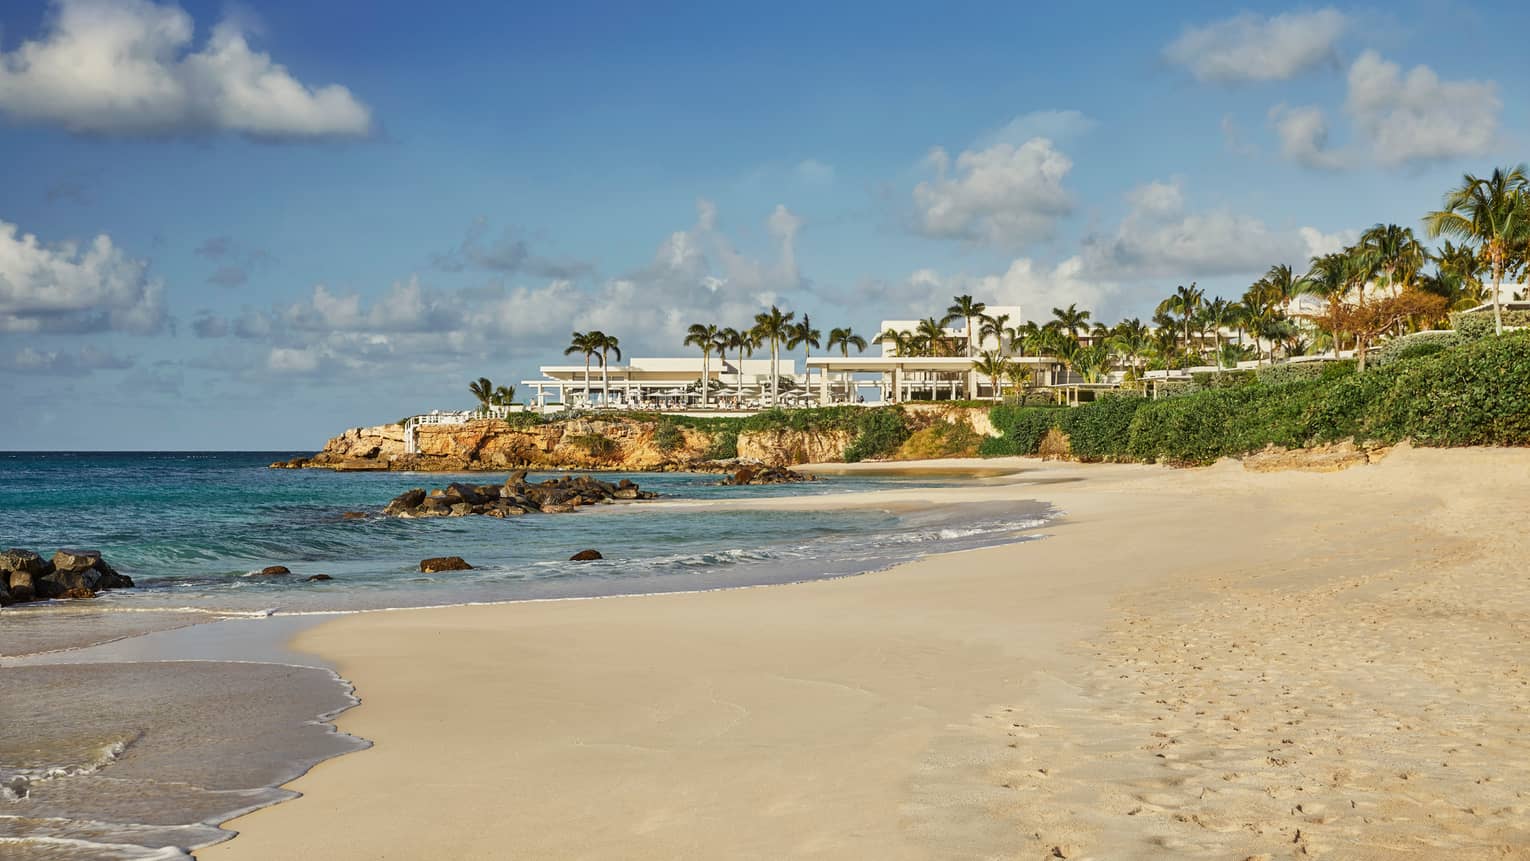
202,448,1530,860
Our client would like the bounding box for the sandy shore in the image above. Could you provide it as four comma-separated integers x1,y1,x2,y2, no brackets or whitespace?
203,448,1530,860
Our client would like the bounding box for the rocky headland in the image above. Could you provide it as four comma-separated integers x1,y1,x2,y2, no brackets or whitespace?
1,548,134,605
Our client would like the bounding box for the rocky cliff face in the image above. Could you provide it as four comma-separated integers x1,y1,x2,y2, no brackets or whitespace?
735,428,853,465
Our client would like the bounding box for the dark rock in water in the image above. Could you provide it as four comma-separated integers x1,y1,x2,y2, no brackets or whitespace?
569,549,603,561
7,571,35,603
305,574,334,582
383,474,657,519
721,465,814,486
59,586,95,600
258,565,291,576
0,581,11,606
37,567,102,598
617,478,634,489
420,556,472,573
1,548,50,576
341,511,367,520
52,549,102,574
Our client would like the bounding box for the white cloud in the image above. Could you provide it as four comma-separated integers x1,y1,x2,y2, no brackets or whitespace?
975,110,1096,148
1081,179,1325,279
913,137,1073,248
1269,104,1344,169
794,159,835,184
0,218,167,334
1165,9,1347,83
1,344,134,375
0,0,372,139
1298,226,1358,258
1344,51,1499,166
852,256,1118,323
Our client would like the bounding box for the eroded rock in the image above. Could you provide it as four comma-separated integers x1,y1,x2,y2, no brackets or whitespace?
420,556,473,573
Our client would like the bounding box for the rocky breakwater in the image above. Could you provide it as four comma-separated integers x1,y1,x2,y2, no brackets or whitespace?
383,472,658,518
718,464,816,486
1,548,134,605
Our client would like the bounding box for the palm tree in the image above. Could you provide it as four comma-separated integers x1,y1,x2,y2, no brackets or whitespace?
1051,303,1091,340
1424,164,1530,335
914,317,949,356
1155,283,1203,355
468,377,495,410
1203,296,1232,354
1108,318,1151,372
1360,223,1426,297
979,313,1011,352
826,326,867,404
685,323,721,407
944,295,987,356
492,384,515,407
563,331,599,406
592,332,620,407
752,305,795,407
878,326,913,357
972,349,1012,401
787,315,822,390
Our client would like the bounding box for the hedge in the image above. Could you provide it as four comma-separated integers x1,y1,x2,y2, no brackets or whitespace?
985,405,1064,455
984,333,1530,465
1374,330,1461,367
1452,308,1530,340
843,408,912,462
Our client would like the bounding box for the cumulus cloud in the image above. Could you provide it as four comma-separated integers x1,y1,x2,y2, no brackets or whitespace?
794,159,835,184
0,218,167,334
188,201,807,382
975,110,1096,148
0,0,372,139
1165,9,1347,83
1,343,134,375
1344,51,1499,166
1269,104,1344,169
1080,179,1326,279
431,218,592,280
913,137,1074,248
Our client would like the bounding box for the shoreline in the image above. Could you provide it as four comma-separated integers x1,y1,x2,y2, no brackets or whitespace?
201,448,1530,858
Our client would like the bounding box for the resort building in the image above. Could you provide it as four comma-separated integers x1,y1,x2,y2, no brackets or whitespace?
521,302,1084,410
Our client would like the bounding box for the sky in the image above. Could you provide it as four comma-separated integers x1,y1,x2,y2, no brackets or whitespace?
2,0,1527,450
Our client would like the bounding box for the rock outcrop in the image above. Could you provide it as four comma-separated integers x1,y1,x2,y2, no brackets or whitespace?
385,474,658,519
569,549,603,561
735,428,853,467
720,465,815,486
1,548,134,604
420,557,473,573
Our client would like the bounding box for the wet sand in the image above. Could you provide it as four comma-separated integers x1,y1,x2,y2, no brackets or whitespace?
203,448,1530,859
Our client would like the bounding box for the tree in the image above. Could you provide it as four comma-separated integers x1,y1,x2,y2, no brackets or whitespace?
944,295,987,356
826,326,867,404
468,377,495,410
563,331,599,406
972,349,1012,400
592,332,620,407
1050,303,1091,340
1155,283,1203,355
1321,290,1449,372
752,305,795,407
1424,164,1530,335
492,384,515,407
685,323,721,407
787,314,822,390
914,317,950,356
1360,223,1426,297
878,326,913,357
1108,318,1150,372
979,313,1011,352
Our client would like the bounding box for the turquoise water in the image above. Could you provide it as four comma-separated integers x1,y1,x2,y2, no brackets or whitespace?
0,452,1051,859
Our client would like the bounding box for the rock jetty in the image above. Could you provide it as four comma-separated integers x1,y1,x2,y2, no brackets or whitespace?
719,465,815,486
2,548,134,605
383,473,658,518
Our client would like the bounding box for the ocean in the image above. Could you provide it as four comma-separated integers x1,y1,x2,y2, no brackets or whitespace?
0,451,1052,859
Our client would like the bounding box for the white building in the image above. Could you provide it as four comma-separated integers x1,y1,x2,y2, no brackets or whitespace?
522,357,798,409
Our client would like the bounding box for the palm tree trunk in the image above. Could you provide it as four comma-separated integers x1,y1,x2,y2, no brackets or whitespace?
1491,256,1504,335
584,356,592,406
601,350,610,407
701,348,710,407
771,340,779,407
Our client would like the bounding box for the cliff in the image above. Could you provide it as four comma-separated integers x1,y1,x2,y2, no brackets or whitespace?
278,405,1003,473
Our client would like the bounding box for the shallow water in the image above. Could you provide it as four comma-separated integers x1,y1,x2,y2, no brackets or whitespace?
1,451,1052,857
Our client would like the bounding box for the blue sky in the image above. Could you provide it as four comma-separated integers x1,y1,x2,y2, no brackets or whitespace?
2,0,1526,449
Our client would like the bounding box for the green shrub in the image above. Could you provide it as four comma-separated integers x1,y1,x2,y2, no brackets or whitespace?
568,433,619,458
653,419,684,452
1369,332,1530,446
1452,309,1530,340
978,434,1022,456
1255,360,1335,386
1055,393,1144,461
1190,369,1256,391
1374,330,1461,367
704,429,739,460
844,408,911,462
986,405,1060,456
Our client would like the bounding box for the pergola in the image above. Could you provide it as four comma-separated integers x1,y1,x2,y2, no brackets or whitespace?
803,355,1064,404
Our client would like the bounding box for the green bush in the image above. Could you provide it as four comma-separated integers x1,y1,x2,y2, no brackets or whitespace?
1452,308,1530,340
985,405,1061,456
653,419,685,452
977,434,1022,456
568,433,619,458
1374,330,1461,367
1369,332,1530,446
1255,360,1335,386
844,408,911,462
1055,393,1144,461
704,429,739,460
1189,369,1256,391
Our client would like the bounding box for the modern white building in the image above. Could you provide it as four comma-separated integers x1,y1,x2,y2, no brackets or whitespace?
522,357,799,409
